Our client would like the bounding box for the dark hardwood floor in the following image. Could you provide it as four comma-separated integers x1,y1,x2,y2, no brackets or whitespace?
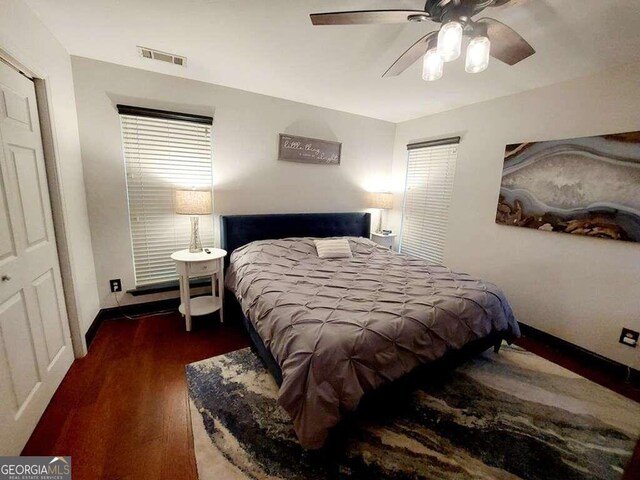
516,336,640,403
22,310,639,479
22,310,249,480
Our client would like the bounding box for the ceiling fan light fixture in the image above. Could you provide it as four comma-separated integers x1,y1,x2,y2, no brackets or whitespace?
407,13,430,22
465,35,491,73
437,21,463,62
422,48,444,81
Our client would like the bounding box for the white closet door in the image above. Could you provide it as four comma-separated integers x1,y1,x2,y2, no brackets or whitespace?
0,60,74,454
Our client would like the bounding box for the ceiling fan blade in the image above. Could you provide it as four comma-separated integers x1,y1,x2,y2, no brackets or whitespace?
383,32,438,78
491,0,528,7
477,17,535,65
310,10,429,26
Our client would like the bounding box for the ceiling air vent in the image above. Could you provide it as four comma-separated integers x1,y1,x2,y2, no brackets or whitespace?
137,46,187,67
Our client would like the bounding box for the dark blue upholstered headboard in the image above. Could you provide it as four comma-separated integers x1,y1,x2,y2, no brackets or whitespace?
220,212,371,264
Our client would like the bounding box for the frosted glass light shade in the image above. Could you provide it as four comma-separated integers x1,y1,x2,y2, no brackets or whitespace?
465,36,491,73
437,21,463,62
422,49,443,81
369,192,393,210
175,189,212,215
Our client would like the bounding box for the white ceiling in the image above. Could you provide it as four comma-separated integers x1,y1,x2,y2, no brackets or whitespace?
24,0,640,123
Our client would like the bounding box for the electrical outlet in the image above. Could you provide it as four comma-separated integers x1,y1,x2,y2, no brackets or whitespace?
619,328,639,348
110,279,122,293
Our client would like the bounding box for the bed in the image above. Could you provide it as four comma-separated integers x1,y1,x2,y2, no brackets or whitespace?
221,212,520,449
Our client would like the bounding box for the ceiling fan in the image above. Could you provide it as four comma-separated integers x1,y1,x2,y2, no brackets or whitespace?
310,0,535,81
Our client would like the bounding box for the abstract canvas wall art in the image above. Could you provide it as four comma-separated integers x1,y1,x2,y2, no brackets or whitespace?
496,131,640,243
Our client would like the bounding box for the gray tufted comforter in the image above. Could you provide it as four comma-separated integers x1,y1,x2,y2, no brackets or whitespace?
225,237,520,449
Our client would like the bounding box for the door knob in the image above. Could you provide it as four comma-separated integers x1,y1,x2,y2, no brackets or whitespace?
1,275,10,282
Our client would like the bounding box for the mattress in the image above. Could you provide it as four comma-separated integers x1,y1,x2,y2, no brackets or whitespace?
225,237,520,449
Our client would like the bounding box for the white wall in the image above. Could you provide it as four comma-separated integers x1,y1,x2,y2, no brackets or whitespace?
390,63,640,368
0,0,100,346
70,56,396,309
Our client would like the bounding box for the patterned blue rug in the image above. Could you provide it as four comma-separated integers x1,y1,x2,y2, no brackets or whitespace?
186,344,639,479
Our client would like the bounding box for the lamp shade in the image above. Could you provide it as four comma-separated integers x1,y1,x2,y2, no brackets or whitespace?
368,192,393,210
175,189,212,215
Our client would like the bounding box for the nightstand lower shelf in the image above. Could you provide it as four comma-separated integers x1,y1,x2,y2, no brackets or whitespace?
178,295,221,317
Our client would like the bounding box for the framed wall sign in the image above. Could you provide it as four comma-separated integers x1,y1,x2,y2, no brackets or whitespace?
278,134,341,165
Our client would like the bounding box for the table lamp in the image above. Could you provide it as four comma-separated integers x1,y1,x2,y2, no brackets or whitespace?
368,192,393,233
175,189,212,252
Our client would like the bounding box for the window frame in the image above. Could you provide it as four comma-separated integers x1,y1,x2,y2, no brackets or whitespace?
118,104,214,287
399,136,460,264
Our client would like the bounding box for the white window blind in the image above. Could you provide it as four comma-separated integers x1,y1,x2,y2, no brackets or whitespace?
399,138,459,264
120,109,214,286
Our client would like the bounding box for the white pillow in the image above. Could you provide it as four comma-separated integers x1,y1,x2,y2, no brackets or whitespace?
314,238,352,259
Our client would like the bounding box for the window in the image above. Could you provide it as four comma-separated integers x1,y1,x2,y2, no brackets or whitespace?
399,137,459,264
118,105,214,286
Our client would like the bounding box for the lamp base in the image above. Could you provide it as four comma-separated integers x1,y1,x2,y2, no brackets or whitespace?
376,208,384,234
189,216,203,253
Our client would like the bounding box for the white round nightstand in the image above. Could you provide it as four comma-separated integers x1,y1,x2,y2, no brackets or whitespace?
170,248,227,331
371,232,397,250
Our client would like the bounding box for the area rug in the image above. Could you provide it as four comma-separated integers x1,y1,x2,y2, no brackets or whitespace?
186,344,640,479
